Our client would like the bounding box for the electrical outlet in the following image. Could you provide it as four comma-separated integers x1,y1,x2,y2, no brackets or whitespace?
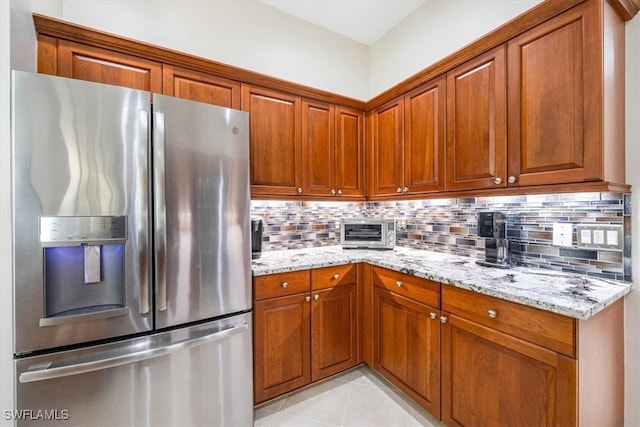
552,223,573,247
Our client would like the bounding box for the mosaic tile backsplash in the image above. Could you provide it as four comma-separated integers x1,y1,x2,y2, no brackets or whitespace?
251,192,631,282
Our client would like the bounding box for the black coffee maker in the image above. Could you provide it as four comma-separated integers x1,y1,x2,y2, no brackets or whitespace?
476,211,511,268
251,218,263,259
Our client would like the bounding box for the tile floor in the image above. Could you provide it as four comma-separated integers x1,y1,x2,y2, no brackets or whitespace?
254,365,443,426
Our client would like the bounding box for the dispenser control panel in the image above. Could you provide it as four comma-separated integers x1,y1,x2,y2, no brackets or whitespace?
40,216,127,246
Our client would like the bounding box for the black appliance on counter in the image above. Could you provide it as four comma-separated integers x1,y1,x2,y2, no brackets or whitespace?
477,211,511,268
251,218,263,258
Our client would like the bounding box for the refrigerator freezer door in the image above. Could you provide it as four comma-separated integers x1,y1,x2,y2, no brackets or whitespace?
11,71,152,355
15,312,254,426
152,95,251,328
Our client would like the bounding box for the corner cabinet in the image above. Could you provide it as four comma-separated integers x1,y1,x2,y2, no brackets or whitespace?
369,76,446,197
371,267,441,418
253,265,360,404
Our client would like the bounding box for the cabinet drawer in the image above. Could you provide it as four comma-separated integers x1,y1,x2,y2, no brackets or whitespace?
311,264,356,290
372,267,439,308
442,286,576,357
254,270,310,301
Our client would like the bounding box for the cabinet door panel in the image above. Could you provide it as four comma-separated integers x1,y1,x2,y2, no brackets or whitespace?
507,2,600,186
163,65,240,109
302,99,335,196
373,288,440,417
446,46,507,191
370,97,404,196
336,106,365,197
57,40,162,92
312,285,358,381
242,85,302,196
254,293,311,404
404,77,446,193
441,315,576,427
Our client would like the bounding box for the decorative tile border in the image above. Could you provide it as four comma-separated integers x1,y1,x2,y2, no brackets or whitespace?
251,192,630,281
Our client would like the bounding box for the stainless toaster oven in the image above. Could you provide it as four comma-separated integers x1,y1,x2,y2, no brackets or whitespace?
340,218,395,249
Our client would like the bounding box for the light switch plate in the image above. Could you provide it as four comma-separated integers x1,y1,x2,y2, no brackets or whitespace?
552,223,573,247
576,224,623,250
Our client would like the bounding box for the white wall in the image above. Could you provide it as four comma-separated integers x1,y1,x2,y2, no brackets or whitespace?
62,0,369,101
625,12,640,427
368,0,541,97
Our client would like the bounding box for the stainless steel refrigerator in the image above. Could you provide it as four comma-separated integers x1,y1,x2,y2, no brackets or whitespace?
11,70,253,426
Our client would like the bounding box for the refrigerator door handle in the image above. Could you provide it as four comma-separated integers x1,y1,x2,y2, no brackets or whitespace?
138,109,151,315
19,321,249,383
153,111,168,311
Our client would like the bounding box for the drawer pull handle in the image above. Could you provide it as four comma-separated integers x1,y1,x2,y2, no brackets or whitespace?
314,294,319,301
282,282,289,288
305,296,311,302
333,274,340,280
488,310,497,318
429,312,437,320
440,316,448,324
396,281,403,288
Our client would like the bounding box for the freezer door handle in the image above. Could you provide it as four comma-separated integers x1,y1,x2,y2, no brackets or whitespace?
153,111,168,311
138,109,151,315
19,321,249,383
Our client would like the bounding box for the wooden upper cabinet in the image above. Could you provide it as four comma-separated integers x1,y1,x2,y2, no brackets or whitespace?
242,85,302,196
446,46,507,191
507,1,605,187
404,77,446,194
302,99,336,196
55,40,162,92
335,106,365,197
370,96,404,196
163,65,240,109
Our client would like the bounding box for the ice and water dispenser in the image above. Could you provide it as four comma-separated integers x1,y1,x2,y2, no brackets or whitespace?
39,216,129,325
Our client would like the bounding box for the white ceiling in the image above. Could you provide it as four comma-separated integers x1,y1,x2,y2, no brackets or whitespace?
258,0,426,46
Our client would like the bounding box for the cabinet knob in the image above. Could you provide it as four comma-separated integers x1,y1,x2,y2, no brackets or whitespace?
396,187,402,193
305,296,311,302
282,282,288,288
331,189,336,195
494,177,503,185
430,312,437,320
314,294,319,301
396,281,403,288
297,187,303,193
333,274,340,280
337,189,343,195
508,176,517,184
403,187,409,193
488,310,498,318
440,316,448,324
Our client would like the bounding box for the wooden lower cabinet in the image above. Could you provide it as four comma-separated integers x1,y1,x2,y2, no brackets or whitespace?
253,265,359,404
441,314,576,426
312,284,358,381
373,287,441,418
371,267,441,417
254,292,311,404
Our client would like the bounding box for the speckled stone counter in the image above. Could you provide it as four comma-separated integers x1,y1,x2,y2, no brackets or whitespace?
252,246,632,320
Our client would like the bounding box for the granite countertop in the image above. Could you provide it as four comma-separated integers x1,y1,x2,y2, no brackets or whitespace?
252,246,633,320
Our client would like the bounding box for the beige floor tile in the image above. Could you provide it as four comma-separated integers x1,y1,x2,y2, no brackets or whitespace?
253,366,442,427
279,377,351,425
